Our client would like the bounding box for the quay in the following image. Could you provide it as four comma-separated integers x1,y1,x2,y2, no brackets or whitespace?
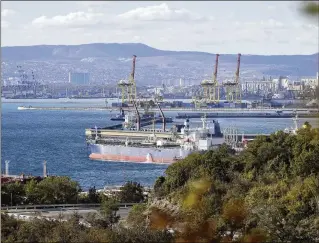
17,106,319,112
17,106,319,118
175,112,318,119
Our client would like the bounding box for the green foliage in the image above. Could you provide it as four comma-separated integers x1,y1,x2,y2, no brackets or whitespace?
88,186,101,203
118,181,145,203
1,214,22,243
301,1,319,16
100,198,120,227
27,176,81,204
1,212,172,243
1,176,81,206
126,203,147,227
154,176,166,198
150,124,319,242
111,226,173,243
1,182,25,206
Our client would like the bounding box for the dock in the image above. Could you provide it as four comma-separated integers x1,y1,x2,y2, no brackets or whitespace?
17,106,319,116
176,113,318,119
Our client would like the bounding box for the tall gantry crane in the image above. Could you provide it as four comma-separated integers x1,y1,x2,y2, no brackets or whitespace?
31,71,35,96
201,54,220,104
118,55,137,104
16,65,29,94
223,53,242,103
128,55,137,103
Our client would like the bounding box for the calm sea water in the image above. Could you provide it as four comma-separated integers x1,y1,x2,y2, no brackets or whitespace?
1,99,318,190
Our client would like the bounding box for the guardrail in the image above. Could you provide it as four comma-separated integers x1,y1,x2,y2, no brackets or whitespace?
1,203,137,211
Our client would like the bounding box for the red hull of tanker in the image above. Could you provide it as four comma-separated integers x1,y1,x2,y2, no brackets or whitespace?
89,153,176,164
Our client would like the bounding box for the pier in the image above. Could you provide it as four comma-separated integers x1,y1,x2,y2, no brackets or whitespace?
1,160,48,184
17,106,319,113
175,113,317,119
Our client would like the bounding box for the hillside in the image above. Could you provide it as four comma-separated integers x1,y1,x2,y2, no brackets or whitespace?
1,43,318,84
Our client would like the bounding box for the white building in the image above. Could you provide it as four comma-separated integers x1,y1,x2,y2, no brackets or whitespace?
68,72,90,85
3,77,20,86
301,72,319,89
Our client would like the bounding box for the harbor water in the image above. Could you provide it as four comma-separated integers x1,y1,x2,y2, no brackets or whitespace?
1,99,318,190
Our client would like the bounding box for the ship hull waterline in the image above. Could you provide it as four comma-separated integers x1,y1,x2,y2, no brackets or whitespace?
87,143,197,164
89,153,177,164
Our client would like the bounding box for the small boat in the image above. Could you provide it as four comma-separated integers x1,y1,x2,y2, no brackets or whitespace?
110,114,125,121
17,106,36,110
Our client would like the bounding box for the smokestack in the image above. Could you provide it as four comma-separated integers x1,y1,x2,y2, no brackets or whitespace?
43,161,47,177
5,160,10,176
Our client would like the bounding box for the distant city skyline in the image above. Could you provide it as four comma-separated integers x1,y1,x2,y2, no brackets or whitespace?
1,1,318,55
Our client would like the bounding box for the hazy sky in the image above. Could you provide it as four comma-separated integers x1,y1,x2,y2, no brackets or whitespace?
1,1,318,55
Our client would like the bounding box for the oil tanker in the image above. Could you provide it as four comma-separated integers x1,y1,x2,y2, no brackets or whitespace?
85,104,225,164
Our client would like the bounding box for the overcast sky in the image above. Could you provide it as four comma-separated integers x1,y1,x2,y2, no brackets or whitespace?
1,1,318,55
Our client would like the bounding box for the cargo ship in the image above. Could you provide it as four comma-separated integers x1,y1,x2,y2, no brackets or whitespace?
86,103,224,164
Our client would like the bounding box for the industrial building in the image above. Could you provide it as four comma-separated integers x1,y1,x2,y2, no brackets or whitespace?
68,72,90,85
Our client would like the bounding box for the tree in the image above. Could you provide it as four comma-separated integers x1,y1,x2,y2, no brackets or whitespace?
1,214,22,243
154,176,166,198
24,179,40,204
146,126,319,242
118,181,145,203
126,203,148,227
100,198,120,227
111,226,173,243
88,186,101,203
301,1,319,16
35,176,81,204
1,182,25,206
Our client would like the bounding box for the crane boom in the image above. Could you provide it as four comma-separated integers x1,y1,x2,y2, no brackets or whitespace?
213,54,220,84
156,102,166,132
131,55,137,80
235,53,241,84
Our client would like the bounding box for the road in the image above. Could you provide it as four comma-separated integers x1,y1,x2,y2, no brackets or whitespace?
6,206,132,221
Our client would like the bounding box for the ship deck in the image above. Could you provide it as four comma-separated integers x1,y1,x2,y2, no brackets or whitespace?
90,141,181,149
85,128,176,140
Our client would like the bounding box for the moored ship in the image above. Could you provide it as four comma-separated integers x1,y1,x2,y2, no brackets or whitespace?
86,104,225,164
